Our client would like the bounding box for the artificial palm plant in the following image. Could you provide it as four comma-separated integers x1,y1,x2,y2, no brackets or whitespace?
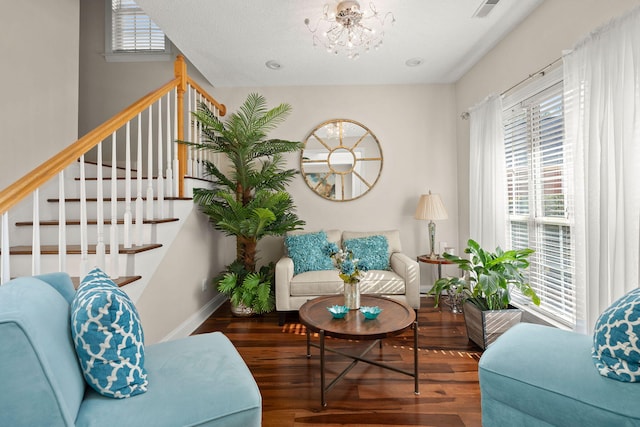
183,93,305,314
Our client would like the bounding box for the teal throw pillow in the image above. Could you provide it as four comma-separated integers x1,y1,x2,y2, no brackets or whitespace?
285,231,334,275
70,267,148,398
343,235,389,271
592,288,640,382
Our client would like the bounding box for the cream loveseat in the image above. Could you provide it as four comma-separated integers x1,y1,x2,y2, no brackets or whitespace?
275,229,420,324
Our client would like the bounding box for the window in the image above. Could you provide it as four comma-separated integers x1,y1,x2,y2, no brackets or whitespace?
503,67,575,327
105,0,171,61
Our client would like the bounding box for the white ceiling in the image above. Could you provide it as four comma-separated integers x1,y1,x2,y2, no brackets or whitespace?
134,0,543,88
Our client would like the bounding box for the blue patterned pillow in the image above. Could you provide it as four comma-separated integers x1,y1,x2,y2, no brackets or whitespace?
592,288,640,382
285,231,334,275
70,267,148,398
343,235,389,271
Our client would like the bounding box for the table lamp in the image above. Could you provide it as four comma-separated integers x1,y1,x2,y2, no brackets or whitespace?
414,190,448,259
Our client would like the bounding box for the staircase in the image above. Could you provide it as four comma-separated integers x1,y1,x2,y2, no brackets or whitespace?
0,56,231,344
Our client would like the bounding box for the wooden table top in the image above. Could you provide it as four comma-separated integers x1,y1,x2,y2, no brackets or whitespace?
416,255,454,265
299,295,416,340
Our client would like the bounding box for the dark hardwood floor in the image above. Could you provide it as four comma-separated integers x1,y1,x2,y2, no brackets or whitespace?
193,296,483,427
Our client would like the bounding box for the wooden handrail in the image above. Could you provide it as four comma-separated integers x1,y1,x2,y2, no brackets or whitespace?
0,55,226,213
186,76,227,116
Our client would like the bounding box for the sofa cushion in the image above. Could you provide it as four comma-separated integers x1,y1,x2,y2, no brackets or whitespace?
71,267,148,398
343,234,390,271
284,230,335,275
290,269,405,296
592,288,640,382
342,230,402,254
75,332,262,427
479,323,640,426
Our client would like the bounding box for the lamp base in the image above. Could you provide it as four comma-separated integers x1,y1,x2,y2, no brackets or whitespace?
428,220,437,260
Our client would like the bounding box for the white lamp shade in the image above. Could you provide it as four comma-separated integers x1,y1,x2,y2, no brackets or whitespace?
414,192,448,221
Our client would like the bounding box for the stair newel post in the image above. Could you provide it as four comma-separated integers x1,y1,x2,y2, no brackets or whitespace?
1,212,9,284
31,189,41,275
110,132,120,279
146,104,154,222
186,85,193,177
135,113,144,246
96,143,106,269
157,98,165,220
58,171,67,273
165,93,173,198
175,54,187,197
123,122,133,249
79,155,89,278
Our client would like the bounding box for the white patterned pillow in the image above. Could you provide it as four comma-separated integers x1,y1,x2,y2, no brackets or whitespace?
592,288,640,382
71,267,148,398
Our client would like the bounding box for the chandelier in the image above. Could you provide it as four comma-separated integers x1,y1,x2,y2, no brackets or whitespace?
304,1,395,59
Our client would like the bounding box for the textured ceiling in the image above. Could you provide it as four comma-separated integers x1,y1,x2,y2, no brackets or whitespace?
135,0,543,87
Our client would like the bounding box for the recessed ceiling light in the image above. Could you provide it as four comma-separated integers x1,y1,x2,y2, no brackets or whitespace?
265,60,282,70
405,57,424,67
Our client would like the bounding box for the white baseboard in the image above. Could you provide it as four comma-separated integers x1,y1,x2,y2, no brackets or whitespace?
160,294,228,342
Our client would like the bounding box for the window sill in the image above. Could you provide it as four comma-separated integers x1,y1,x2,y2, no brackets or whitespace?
511,301,574,331
104,51,173,63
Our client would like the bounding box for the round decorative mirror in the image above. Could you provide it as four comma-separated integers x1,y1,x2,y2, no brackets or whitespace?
301,119,383,201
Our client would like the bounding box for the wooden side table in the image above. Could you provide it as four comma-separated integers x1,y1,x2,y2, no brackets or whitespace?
416,255,454,280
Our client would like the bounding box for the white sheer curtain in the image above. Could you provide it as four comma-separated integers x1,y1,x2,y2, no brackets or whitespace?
469,94,507,250
564,6,640,333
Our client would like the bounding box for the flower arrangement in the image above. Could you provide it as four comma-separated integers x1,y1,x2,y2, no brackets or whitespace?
324,242,362,284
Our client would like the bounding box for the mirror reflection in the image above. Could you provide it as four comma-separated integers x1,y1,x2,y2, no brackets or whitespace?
301,119,383,201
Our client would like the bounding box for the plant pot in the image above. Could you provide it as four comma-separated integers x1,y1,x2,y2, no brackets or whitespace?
463,301,523,350
230,302,256,317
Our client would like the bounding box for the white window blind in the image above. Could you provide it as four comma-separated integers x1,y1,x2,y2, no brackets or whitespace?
503,68,575,327
111,0,165,52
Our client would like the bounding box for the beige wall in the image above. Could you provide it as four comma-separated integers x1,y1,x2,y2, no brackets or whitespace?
454,0,640,250
211,86,460,286
0,0,79,190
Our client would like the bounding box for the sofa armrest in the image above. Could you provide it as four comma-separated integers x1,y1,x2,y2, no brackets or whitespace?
390,252,420,309
275,256,295,311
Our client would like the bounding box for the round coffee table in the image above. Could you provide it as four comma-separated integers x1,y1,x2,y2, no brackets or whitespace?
299,295,419,406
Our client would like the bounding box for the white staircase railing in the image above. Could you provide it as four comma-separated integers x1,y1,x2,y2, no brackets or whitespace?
0,55,225,284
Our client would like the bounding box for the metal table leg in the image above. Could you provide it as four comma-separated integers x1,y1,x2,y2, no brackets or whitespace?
320,330,326,407
413,320,419,395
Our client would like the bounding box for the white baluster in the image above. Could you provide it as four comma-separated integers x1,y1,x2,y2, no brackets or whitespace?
157,99,165,219
96,143,105,269
165,92,173,197
1,212,9,284
110,133,119,279
146,104,154,221
124,122,132,248
187,85,193,177
191,87,198,177
135,112,144,246
79,155,89,278
196,93,202,179
31,189,41,275
173,87,179,197
58,171,67,273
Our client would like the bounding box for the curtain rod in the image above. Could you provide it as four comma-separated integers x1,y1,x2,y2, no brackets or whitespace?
460,56,563,120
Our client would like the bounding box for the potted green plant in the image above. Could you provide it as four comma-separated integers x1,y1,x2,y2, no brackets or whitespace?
429,239,540,349
182,93,305,315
